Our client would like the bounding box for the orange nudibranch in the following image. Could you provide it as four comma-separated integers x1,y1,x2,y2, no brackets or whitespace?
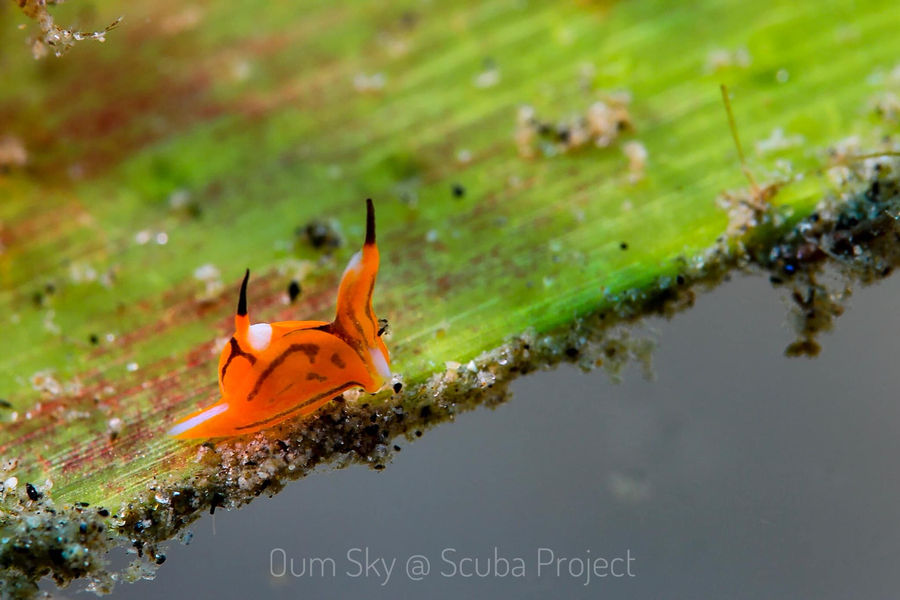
169,199,391,438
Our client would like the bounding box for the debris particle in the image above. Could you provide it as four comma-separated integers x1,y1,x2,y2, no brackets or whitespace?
158,5,204,35
353,72,386,93
474,66,500,88
0,136,27,170
514,105,538,158
872,92,900,124
126,362,139,372
754,128,805,155
193,264,220,281
287,280,302,302
299,219,342,250
193,263,224,300
107,417,124,441
15,0,122,58
516,93,633,158
69,262,99,283
776,68,790,83
451,183,466,198
703,47,752,73
622,140,648,183
456,149,472,164
30,370,62,396
168,189,191,209
342,388,363,403
608,471,652,503
42,309,60,334
25,482,41,501
377,318,390,337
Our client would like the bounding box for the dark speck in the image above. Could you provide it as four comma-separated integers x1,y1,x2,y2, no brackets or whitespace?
400,11,418,28
565,347,579,358
452,183,465,198
210,492,225,515
287,280,301,302
374,464,385,470
89,334,99,345
866,179,881,202
676,275,685,285
393,445,401,451
155,554,167,565
414,430,423,437
300,220,342,250
79,523,88,534
48,548,65,566
393,382,402,393
0,399,11,409
26,483,40,501
419,405,432,420
620,242,628,250
97,508,110,517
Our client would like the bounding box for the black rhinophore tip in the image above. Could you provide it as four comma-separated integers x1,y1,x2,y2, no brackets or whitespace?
365,198,376,246
237,269,250,316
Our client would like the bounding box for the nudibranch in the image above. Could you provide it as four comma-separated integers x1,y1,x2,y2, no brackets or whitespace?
169,199,391,438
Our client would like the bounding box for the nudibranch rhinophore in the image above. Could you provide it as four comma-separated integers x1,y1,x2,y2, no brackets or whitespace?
169,199,391,438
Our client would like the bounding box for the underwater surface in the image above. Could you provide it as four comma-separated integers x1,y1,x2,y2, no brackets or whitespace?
79,272,900,600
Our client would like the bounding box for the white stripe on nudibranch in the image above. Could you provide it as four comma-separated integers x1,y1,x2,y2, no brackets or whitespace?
167,403,229,436
342,251,362,278
369,346,391,381
248,323,273,351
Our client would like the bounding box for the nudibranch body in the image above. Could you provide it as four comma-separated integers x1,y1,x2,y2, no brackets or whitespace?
169,199,391,438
